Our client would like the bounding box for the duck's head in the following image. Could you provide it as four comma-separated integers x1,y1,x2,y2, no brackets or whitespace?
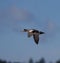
22,29,28,32
40,31,45,34
23,29,28,32
20,29,28,32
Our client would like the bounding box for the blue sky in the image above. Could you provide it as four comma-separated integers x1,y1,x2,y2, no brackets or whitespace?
0,0,60,63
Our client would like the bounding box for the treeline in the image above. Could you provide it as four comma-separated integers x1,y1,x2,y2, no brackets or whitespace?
29,58,60,63
0,58,60,63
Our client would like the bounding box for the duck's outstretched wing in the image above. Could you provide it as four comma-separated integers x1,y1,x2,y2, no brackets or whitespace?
33,33,39,44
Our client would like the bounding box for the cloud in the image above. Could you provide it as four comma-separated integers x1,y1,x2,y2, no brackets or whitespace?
10,5,34,21
47,21,55,32
0,4,35,21
44,20,58,41
0,5,36,33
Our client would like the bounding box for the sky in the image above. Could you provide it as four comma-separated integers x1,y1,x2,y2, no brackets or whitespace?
0,0,60,63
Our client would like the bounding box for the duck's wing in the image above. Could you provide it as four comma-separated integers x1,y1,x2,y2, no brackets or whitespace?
28,32,33,37
33,33,39,44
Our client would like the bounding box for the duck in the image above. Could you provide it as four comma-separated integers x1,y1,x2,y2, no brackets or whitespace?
22,29,45,44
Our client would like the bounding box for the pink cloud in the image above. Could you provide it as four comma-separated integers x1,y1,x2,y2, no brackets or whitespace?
0,4,35,22
48,21,55,32
10,5,34,21
0,5,35,32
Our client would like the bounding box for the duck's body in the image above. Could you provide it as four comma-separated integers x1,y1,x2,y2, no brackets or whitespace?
23,29,45,44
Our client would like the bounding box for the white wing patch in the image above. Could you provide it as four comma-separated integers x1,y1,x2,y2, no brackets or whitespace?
29,30,33,32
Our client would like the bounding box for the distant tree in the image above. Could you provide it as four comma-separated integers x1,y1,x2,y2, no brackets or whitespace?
8,61,11,63
29,58,33,63
0,59,7,63
56,59,60,63
38,58,45,63
49,61,53,63
13,61,21,63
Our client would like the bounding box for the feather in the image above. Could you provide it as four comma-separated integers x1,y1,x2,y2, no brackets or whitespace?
28,32,33,37
33,33,39,44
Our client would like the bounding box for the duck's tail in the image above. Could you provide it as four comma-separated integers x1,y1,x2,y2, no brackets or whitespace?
40,31,45,34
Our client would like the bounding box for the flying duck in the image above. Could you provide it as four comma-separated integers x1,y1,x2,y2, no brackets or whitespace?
22,29,45,44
